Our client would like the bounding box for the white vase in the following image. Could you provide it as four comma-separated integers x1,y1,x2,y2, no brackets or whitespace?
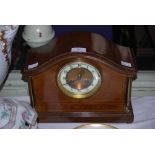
22,25,55,48
0,25,19,87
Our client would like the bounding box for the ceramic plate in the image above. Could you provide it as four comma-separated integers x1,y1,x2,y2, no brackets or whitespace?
74,123,117,129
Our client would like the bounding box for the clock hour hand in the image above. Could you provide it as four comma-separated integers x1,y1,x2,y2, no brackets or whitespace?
66,78,79,85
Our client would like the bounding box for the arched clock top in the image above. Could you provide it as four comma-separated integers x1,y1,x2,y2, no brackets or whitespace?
23,32,137,77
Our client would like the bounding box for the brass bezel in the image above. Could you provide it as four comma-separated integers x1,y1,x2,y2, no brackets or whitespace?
57,61,101,99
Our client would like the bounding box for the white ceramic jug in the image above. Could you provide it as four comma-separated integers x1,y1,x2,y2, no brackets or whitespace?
0,25,19,87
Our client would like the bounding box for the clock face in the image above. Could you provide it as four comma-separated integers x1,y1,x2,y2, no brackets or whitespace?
57,62,101,98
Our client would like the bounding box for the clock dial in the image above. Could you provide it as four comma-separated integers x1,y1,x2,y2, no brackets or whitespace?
57,62,101,98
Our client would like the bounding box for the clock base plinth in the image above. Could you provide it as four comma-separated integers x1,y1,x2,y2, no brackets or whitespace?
36,102,134,123
37,112,133,123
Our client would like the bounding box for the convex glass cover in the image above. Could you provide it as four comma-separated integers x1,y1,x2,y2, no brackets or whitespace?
57,62,101,98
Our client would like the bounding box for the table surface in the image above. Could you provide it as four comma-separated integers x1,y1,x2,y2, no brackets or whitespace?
1,96,155,129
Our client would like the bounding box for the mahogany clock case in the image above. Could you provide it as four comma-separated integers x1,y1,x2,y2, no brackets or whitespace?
23,32,137,123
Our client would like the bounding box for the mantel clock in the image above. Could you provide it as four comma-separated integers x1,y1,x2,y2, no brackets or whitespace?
23,32,137,123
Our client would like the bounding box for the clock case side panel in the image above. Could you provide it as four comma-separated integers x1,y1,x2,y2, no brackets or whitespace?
126,78,134,118
27,77,36,108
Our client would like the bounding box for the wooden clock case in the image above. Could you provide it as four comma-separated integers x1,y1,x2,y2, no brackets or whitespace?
23,32,137,123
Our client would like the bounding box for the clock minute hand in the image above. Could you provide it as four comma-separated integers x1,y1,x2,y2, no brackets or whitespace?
78,69,85,80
